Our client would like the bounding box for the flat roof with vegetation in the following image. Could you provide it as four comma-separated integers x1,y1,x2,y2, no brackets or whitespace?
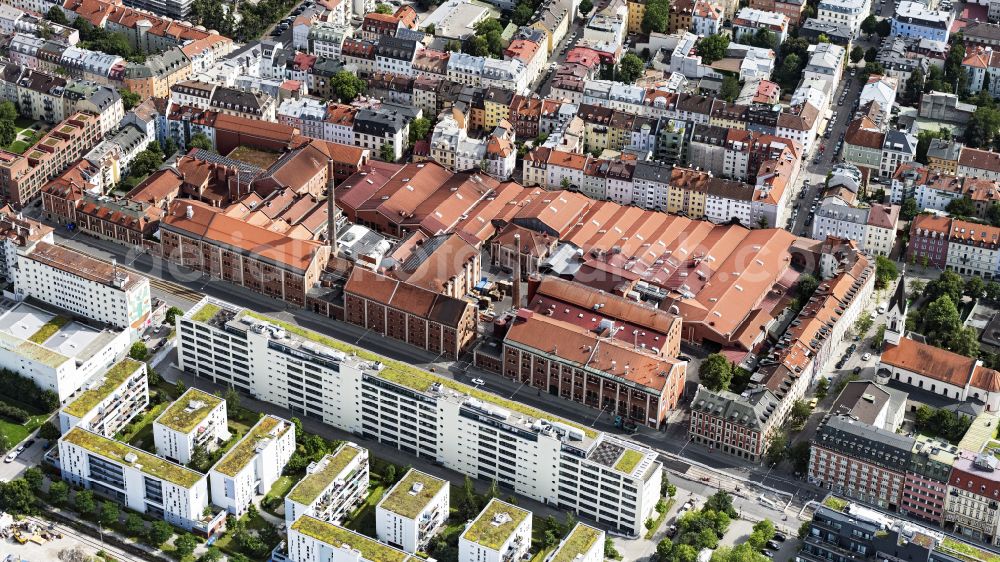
62,427,203,488
190,303,221,323
291,516,413,562
379,469,446,519
213,415,289,477
287,444,364,507
156,388,225,434
241,311,596,439
27,315,68,344
63,359,144,418
615,449,643,474
940,537,1000,562
462,499,530,551
550,524,602,562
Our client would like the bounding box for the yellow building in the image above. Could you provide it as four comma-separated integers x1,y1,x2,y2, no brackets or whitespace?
484,89,513,131
927,140,960,175
627,0,646,35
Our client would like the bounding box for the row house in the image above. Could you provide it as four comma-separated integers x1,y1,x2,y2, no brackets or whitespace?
906,214,1000,278
811,199,900,256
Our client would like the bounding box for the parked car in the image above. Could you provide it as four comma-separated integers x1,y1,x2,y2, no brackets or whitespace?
808,398,818,409
774,533,787,542
766,541,781,551
3,452,14,463
471,378,485,386
862,352,872,361
853,366,861,375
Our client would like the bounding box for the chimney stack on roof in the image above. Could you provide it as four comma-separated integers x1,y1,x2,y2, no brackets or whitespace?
512,233,522,311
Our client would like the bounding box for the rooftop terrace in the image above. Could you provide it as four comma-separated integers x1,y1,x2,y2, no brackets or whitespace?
287,444,364,507
463,499,529,550
379,469,446,519
63,359,144,418
156,388,224,434
62,427,202,488
290,516,413,562
550,523,602,562
213,415,290,477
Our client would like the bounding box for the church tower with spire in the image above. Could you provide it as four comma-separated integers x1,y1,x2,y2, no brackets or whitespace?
884,277,907,347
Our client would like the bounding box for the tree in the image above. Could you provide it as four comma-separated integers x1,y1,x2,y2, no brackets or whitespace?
513,2,534,25
946,195,977,217
75,489,96,515
48,481,69,505
146,520,173,547
816,377,830,399
862,61,885,80
751,28,776,49
47,6,69,24
704,491,738,518
789,400,811,427
223,387,240,413
0,120,15,148
380,142,395,162
861,14,878,36
875,256,898,290
446,39,461,52
579,0,593,13
458,475,479,520
464,35,489,57
766,432,787,466
0,102,16,124
778,53,802,86
617,52,645,83
864,47,878,63
99,501,119,527
164,306,183,325
189,133,213,151
641,0,670,34
988,281,1000,302
966,275,986,299
175,534,198,559
375,2,393,13
699,354,733,391
950,327,981,358
199,548,223,562
905,68,925,103
798,273,819,300
697,34,729,64
720,75,740,103
38,421,61,441
850,45,865,63
657,538,674,561
130,149,163,178
605,537,620,558
383,464,397,484
924,295,962,347
125,512,145,536
129,341,148,360
408,117,431,144
0,478,35,516
484,479,500,504
23,467,43,493
332,71,366,103
118,88,141,111
749,520,776,549
175,380,187,396
901,197,919,220
964,106,1000,148
789,441,812,474
876,18,891,37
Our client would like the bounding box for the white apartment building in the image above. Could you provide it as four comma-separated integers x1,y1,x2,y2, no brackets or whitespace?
376,469,449,554
14,242,152,341
732,8,790,45
287,516,417,562
0,302,130,401
176,298,664,537
546,523,605,562
447,53,486,87
817,0,871,36
810,199,900,256
59,359,147,437
153,388,229,465
459,499,532,562
209,415,295,515
59,428,215,531
881,130,918,179
284,443,370,528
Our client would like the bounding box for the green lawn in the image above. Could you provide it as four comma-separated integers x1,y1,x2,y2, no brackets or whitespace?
118,401,169,448
265,475,296,501
14,117,35,130
0,413,47,447
7,140,29,154
215,510,276,558
342,485,386,536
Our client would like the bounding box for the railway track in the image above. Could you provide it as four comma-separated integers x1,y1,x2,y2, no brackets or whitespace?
125,267,203,303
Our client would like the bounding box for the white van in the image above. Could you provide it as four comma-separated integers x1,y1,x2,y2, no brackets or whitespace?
877,302,887,314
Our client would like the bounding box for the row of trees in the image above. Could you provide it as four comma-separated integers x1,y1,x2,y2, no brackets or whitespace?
655,492,738,562
0,367,59,412
914,405,973,443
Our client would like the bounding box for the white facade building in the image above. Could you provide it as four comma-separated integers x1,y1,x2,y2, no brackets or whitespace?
376,469,449,554
546,524,605,562
287,516,415,562
459,499,532,562
153,388,229,466
285,443,370,529
817,0,871,36
208,415,295,516
59,359,147,437
59,428,216,532
176,298,664,537
14,242,152,341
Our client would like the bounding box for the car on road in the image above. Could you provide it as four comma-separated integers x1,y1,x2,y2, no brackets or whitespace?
25,439,34,448
666,525,677,537
15,444,24,453
862,353,872,361
766,541,781,551
853,366,862,375
774,533,787,542
471,378,485,386
3,452,14,463
808,398,818,409
762,551,774,558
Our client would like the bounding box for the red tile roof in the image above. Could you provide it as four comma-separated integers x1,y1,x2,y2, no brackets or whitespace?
881,337,977,388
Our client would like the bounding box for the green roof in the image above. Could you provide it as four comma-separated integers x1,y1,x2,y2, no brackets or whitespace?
941,537,1000,562
213,416,290,477
550,524,602,562
190,303,221,323
614,449,643,474
156,388,224,434
62,427,203,488
822,496,848,512
241,311,597,439
28,316,68,344
379,469,446,519
462,499,530,550
287,444,364,506
63,359,144,418
291,516,412,562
